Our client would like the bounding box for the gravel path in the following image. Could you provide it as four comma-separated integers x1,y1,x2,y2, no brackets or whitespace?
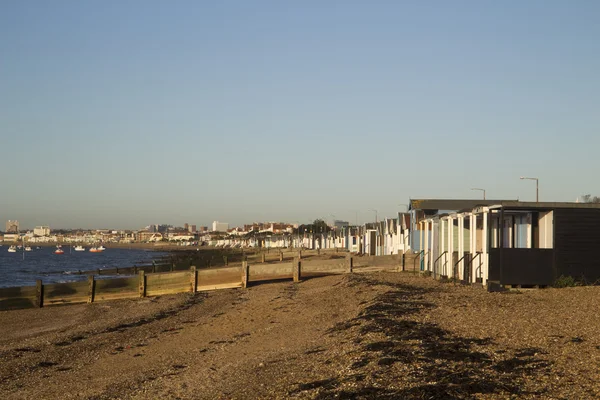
1,272,598,399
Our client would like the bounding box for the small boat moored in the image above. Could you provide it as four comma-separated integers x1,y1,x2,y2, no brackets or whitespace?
74,245,85,252
54,245,64,255
24,246,32,252
8,245,17,253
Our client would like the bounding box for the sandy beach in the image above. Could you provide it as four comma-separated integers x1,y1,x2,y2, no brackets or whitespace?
1,271,600,399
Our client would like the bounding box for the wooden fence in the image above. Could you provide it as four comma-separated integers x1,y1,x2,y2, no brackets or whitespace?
0,254,405,311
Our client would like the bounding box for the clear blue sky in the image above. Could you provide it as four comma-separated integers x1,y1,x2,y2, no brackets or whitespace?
1,1,599,230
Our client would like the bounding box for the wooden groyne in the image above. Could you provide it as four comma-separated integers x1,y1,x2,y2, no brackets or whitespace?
0,251,417,311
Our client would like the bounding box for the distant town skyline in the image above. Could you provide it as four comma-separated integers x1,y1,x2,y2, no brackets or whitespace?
2,1,599,229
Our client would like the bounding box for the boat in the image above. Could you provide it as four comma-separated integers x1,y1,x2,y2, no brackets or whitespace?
98,245,106,251
54,245,64,255
74,245,85,252
89,247,101,253
24,246,32,252
8,245,17,253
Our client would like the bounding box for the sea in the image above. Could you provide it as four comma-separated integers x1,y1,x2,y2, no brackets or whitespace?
0,246,167,288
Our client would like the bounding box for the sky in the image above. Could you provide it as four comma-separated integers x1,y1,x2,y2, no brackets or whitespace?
1,1,600,230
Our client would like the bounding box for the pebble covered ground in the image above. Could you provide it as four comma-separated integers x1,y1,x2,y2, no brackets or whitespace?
1,272,599,399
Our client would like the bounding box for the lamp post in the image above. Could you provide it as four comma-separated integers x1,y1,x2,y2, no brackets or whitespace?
520,177,539,202
471,188,486,200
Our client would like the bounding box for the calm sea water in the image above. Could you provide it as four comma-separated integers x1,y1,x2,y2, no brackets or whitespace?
0,246,167,288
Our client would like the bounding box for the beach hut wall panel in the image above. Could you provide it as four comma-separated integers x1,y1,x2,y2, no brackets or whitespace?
487,204,600,286
554,208,600,282
538,211,554,249
488,248,554,285
364,230,377,256
440,219,471,253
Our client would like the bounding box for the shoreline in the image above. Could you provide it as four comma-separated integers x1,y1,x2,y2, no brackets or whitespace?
1,242,192,251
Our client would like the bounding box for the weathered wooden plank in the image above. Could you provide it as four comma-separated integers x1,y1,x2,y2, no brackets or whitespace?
190,266,197,293
88,276,95,303
0,286,38,311
352,255,401,268
241,262,249,288
353,265,398,273
44,281,89,306
36,280,43,308
94,277,139,302
154,264,172,273
118,267,136,275
145,271,191,297
197,266,242,288
293,258,301,282
197,282,242,292
248,262,293,282
301,259,347,277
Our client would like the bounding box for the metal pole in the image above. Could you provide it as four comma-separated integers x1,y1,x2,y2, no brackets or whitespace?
536,179,539,202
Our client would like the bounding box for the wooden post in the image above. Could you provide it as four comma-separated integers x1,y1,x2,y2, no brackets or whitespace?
152,263,156,273
35,279,43,308
138,270,146,298
279,251,283,262
190,266,197,293
241,261,249,288
171,263,174,272
223,255,228,265
347,254,353,273
397,251,404,272
97,269,101,276
261,253,266,263
317,248,320,255
87,275,95,303
298,250,302,260
293,257,301,283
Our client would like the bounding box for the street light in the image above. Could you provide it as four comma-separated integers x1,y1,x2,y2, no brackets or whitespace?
520,177,539,202
471,188,486,200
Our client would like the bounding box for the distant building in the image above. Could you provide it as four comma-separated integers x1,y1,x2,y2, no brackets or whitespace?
136,231,163,242
3,233,20,242
199,226,209,232
5,220,19,233
184,223,189,231
33,226,51,236
333,220,350,230
157,224,171,233
189,224,196,233
146,225,157,233
212,221,229,232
